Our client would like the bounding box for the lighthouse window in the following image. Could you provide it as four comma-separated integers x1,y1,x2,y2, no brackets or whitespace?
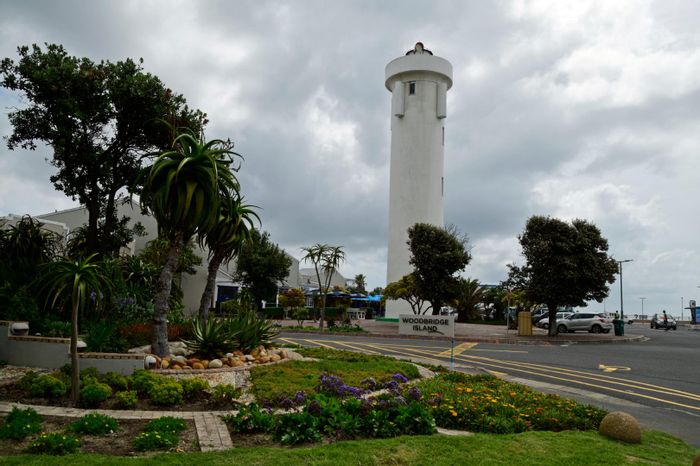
408,82,416,95
442,127,445,146
441,177,444,196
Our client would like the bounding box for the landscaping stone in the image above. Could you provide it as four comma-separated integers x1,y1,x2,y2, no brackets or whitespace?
269,354,281,362
144,355,157,369
244,355,255,362
161,360,170,369
599,411,642,444
281,349,304,361
693,453,700,466
208,359,223,369
192,362,204,370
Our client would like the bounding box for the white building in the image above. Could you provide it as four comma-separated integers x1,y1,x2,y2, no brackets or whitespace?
385,42,453,317
2,200,311,314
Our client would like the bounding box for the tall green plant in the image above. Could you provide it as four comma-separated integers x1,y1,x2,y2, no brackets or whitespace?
197,193,259,320
37,255,110,405
227,311,279,353
140,130,240,356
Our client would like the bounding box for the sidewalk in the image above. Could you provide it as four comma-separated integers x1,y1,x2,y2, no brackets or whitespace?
277,319,645,345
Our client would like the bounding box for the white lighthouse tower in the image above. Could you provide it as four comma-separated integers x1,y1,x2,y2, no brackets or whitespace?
385,42,453,317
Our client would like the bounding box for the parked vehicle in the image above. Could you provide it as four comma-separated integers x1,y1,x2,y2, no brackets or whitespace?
650,314,677,330
536,312,573,329
555,312,613,334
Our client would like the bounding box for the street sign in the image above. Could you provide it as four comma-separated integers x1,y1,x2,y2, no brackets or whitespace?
399,314,455,338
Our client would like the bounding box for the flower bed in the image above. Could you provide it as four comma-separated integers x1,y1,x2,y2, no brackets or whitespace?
416,372,607,433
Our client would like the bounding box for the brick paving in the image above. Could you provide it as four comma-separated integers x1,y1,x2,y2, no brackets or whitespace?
0,401,237,452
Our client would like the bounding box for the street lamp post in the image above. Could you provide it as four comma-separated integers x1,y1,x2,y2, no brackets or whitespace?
617,259,633,321
639,297,646,318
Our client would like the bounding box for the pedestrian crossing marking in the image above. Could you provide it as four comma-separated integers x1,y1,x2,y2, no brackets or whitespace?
438,342,477,356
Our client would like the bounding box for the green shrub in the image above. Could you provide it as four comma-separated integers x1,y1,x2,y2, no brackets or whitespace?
43,319,71,338
182,317,237,359
133,431,178,451
148,379,183,406
114,390,138,409
223,404,275,434
180,377,209,399
68,413,119,436
227,310,279,353
395,402,436,435
18,371,39,391
80,382,112,407
212,384,241,406
0,407,42,440
130,370,162,394
103,372,129,391
85,321,128,353
27,432,80,455
262,307,284,319
273,411,322,445
364,408,399,438
79,367,100,381
291,308,309,326
316,397,362,439
30,375,67,398
144,416,187,434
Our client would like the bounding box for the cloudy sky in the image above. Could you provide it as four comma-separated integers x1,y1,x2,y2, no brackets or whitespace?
1,0,699,318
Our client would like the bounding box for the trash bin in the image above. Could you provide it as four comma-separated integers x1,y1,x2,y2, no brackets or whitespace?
518,311,533,336
613,319,624,336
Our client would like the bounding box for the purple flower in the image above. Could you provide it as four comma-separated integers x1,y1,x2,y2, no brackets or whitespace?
360,377,378,390
89,291,97,301
391,373,409,384
278,397,294,410
407,386,422,401
382,380,399,392
394,395,407,405
293,391,307,405
429,395,442,405
306,399,322,417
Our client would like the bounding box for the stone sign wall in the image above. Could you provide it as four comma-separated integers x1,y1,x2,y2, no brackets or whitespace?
398,314,454,338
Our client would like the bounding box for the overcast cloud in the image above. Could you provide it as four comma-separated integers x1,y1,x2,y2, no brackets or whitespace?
1,0,699,318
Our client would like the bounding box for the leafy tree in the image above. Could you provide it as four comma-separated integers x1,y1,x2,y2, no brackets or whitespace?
300,243,346,329
235,230,292,311
483,285,507,321
140,131,239,356
384,274,428,315
1,43,206,256
197,193,259,320
370,287,384,296
37,255,110,405
510,216,618,336
453,278,485,322
407,223,471,315
279,288,306,310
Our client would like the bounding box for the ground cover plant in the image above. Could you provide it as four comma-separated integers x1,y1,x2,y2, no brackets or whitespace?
67,414,119,436
416,372,608,433
134,416,188,451
249,347,419,402
0,407,43,440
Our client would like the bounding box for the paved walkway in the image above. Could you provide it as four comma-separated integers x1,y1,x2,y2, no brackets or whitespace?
0,401,237,452
276,319,646,345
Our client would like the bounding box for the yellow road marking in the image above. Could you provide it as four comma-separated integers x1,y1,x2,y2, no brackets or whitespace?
333,341,380,354
599,364,631,373
303,339,336,349
438,342,477,356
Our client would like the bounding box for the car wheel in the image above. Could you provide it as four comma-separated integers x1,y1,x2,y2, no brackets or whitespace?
603,329,611,333
650,323,654,329
591,325,602,333
542,323,549,329
557,324,567,334
673,326,677,330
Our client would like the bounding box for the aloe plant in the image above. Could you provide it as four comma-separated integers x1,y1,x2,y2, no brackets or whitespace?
183,318,238,359
227,311,279,353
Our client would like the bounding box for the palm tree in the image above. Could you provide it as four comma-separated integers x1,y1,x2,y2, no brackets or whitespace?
140,131,240,356
301,243,345,329
354,274,367,293
197,193,260,320
454,278,485,323
37,254,110,405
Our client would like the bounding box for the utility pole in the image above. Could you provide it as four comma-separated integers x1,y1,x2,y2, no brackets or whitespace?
639,297,646,318
616,259,633,321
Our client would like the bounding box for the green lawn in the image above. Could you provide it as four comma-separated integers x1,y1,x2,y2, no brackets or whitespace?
1,430,696,465
249,348,419,400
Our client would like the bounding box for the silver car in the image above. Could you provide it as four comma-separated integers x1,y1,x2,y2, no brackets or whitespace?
555,312,613,334
536,312,573,329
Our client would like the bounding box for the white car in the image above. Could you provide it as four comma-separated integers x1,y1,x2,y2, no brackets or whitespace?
536,312,573,329
555,312,613,334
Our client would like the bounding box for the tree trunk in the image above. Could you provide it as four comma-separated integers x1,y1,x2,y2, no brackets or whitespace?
152,234,184,357
85,196,100,255
104,189,117,256
70,297,80,406
547,302,559,337
431,300,441,315
198,249,225,321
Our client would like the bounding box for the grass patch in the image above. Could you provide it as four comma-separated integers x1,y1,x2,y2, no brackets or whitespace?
1,430,696,465
250,348,419,401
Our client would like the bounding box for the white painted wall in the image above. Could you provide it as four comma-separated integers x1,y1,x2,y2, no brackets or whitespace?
385,49,453,317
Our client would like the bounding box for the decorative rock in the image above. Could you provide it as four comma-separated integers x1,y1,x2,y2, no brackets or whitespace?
187,358,200,366
171,364,182,370
201,360,209,369
282,349,304,361
172,347,188,356
161,360,170,369
145,355,158,369
225,353,234,358
257,356,270,364
182,366,192,370
234,350,244,357
231,359,244,367
269,354,281,362
173,355,187,364
208,359,223,369
599,412,642,444
244,355,255,362
192,362,205,370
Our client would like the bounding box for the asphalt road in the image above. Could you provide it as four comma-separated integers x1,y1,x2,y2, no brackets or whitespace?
277,324,700,448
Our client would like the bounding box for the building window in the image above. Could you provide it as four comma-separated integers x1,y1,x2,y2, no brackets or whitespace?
408,82,416,95
441,177,444,197
442,127,445,146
